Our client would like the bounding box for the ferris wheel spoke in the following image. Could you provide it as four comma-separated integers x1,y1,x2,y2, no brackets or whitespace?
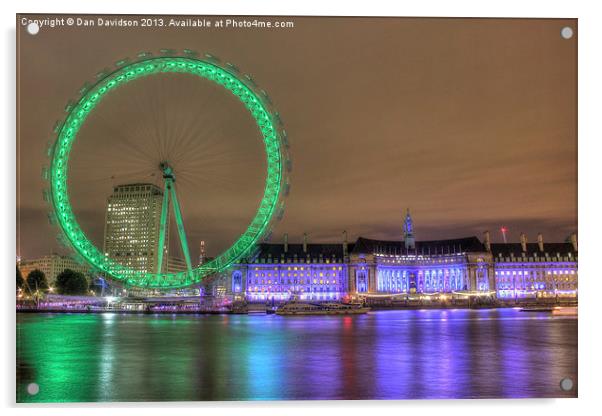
165,88,235,163
70,167,156,183
165,74,226,158
162,80,192,160
176,171,243,191
180,139,253,163
143,80,169,162
167,118,225,164
90,101,160,162
123,83,166,162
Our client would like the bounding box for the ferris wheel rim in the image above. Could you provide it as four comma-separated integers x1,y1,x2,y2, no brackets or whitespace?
47,52,289,289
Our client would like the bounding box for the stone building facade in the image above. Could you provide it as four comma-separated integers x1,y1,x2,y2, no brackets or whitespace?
19,254,92,284
223,211,577,302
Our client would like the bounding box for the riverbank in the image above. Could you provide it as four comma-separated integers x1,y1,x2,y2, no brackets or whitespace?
16,308,229,314
16,301,578,314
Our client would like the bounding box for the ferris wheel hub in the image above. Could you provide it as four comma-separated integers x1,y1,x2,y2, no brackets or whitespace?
159,161,175,180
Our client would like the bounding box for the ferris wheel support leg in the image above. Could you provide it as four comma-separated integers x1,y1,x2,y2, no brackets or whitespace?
169,183,194,275
156,180,171,274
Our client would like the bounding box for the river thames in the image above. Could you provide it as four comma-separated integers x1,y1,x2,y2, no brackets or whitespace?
16,308,577,402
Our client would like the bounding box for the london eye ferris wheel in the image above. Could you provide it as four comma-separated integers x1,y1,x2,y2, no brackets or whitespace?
44,49,291,289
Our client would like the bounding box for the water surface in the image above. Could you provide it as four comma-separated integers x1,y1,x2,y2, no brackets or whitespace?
16,309,577,402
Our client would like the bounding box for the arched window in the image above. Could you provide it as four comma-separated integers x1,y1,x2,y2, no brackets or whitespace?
232,271,243,293
356,270,368,293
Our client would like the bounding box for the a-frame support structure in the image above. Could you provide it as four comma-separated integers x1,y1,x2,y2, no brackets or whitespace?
156,162,193,275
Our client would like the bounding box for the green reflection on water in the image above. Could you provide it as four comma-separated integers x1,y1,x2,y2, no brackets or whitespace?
17,314,103,402
19,314,197,402
17,313,278,402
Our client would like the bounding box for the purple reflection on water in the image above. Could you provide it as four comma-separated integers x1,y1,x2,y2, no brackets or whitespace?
227,309,576,400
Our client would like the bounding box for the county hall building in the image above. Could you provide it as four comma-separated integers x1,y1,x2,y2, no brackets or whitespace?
218,210,578,303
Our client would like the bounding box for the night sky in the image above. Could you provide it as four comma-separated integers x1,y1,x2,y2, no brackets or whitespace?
17,15,577,260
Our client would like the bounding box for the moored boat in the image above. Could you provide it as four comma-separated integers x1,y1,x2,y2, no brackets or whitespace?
276,301,370,315
520,306,554,312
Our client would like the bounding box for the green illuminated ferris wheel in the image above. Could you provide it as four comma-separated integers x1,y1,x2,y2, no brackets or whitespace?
45,50,290,289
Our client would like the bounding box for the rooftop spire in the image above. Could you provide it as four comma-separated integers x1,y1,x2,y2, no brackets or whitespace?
403,208,415,250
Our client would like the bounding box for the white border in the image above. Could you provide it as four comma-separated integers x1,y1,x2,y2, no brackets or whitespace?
3,1,602,415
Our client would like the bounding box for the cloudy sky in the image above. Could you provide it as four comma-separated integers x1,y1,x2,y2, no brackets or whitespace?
17,15,577,260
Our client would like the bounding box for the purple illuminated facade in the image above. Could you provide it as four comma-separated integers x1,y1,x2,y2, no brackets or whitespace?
491,233,578,299
219,211,578,302
229,233,349,302
233,262,347,302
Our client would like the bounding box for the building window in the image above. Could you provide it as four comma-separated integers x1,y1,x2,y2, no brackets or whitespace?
232,271,243,293
357,271,368,293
